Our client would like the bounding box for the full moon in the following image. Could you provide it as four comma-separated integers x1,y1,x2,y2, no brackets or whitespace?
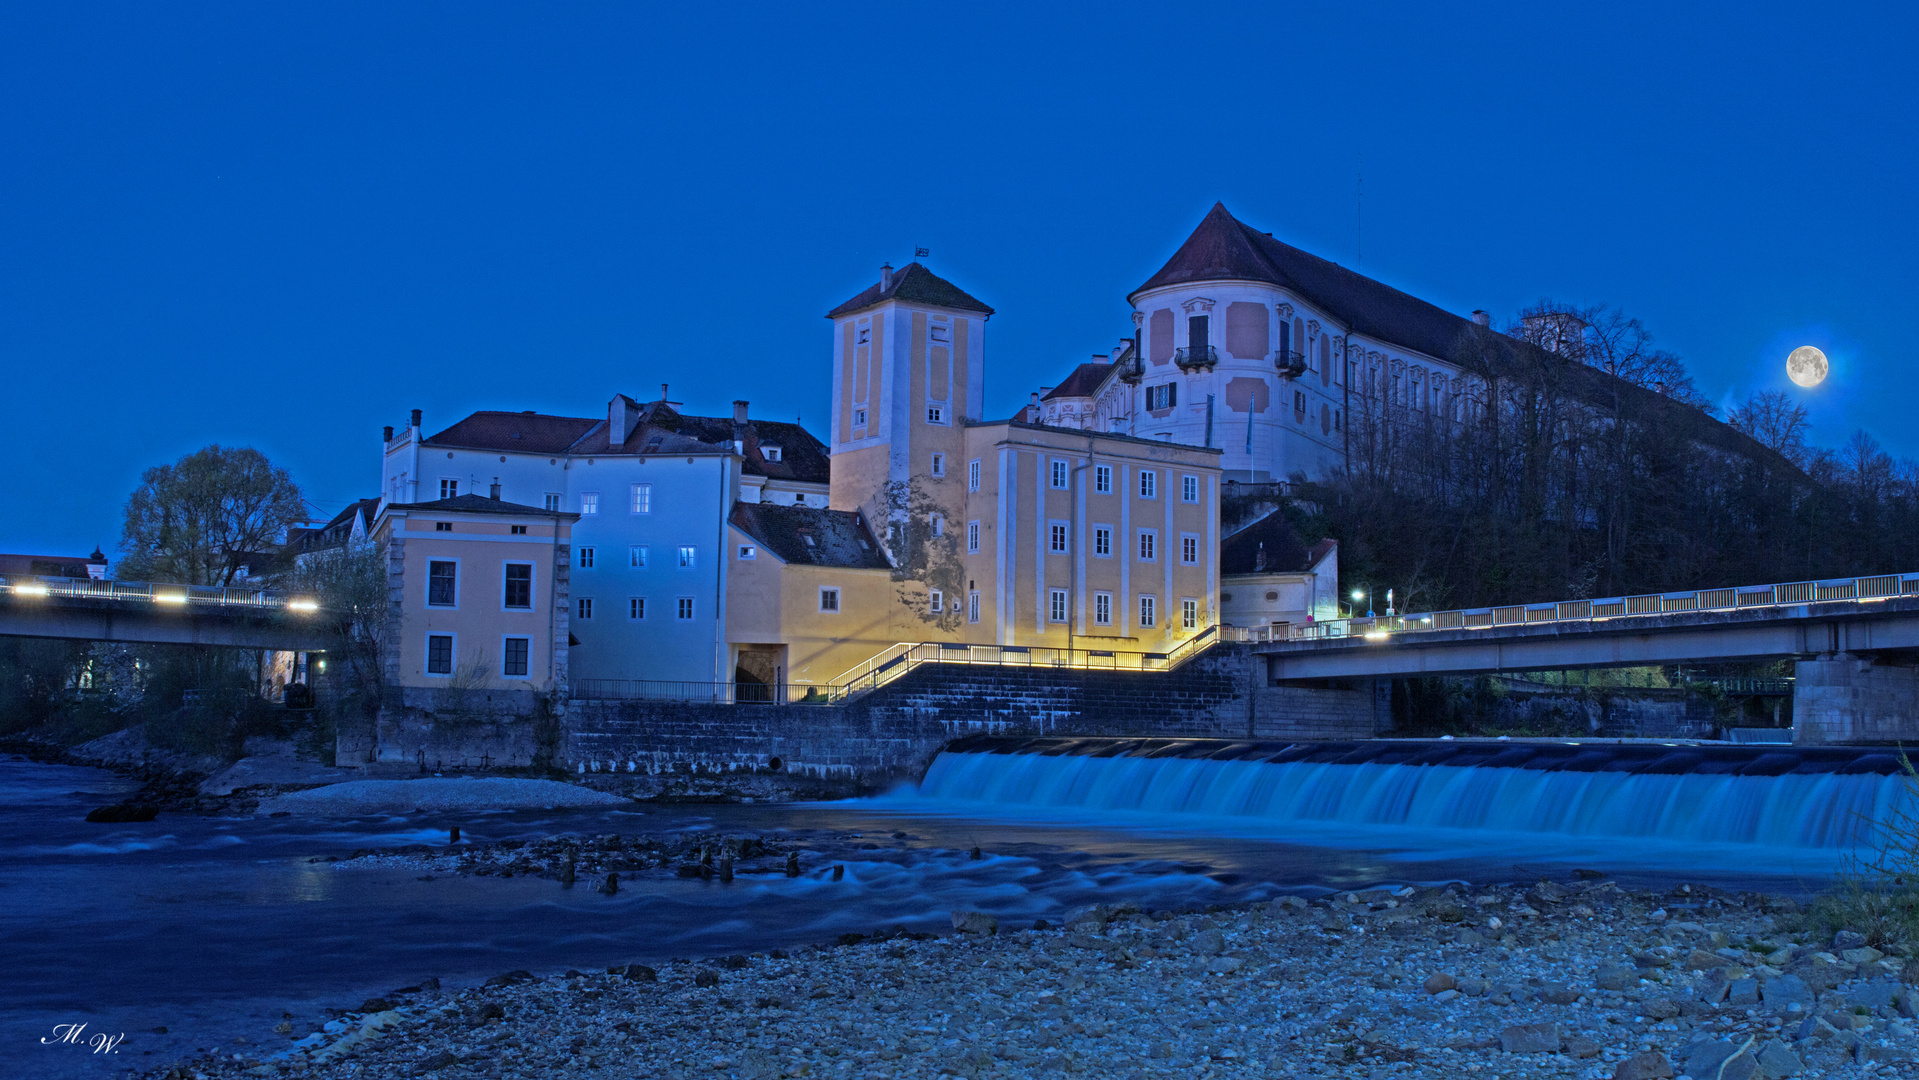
1786,345,1828,388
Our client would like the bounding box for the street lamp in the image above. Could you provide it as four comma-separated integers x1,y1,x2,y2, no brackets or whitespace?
1351,586,1373,618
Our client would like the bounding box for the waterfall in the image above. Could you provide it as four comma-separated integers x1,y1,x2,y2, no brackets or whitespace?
916,749,1913,851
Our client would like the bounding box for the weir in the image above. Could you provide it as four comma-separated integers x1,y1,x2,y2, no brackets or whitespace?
925,736,1915,851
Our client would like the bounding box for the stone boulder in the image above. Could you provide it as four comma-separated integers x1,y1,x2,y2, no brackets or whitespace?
1499,1021,1560,1054
1612,1050,1675,1079
950,911,999,936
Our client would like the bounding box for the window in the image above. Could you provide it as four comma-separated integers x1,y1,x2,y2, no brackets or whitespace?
1137,529,1157,562
819,587,840,613
1146,383,1178,411
1138,470,1157,499
544,493,561,511
1049,588,1069,623
1139,595,1157,628
738,545,756,559
930,321,949,343
1050,460,1069,488
677,546,695,568
576,597,593,620
502,637,530,678
580,492,599,515
434,521,453,532
968,459,981,491
1094,592,1112,626
763,445,782,462
630,484,652,514
967,591,981,623
1182,598,1199,630
1181,534,1199,565
1334,408,1343,432
1295,389,1307,417
929,589,943,613
932,515,945,537
1049,522,1069,554
966,520,980,553
440,479,459,499
428,561,457,606
1094,465,1112,493
1182,475,1200,503
931,453,945,477
854,407,868,427
510,524,527,535
793,493,806,505
630,545,648,568
676,597,694,620
578,547,595,569
926,405,945,425
427,634,453,675
629,597,645,620
1093,525,1112,558
856,324,870,345
503,564,532,609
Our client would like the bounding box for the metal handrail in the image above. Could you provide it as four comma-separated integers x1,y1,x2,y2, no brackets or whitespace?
1275,350,1307,378
1281,571,1919,645
0,574,320,614
820,625,1223,702
1173,345,1219,370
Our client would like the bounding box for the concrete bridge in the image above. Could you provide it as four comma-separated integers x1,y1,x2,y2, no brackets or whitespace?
1253,572,1919,745
0,576,329,651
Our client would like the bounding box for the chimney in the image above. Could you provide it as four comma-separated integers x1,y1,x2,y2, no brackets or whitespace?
608,395,636,447
880,263,894,291
1471,310,1491,327
383,425,394,442
733,400,749,423
490,478,501,499
660,383,669,402
410,408,422,429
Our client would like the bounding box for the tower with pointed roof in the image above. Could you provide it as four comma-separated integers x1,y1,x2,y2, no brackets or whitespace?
824,261,993,539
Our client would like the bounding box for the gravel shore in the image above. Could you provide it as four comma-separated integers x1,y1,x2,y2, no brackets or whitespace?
141,874,1917,1080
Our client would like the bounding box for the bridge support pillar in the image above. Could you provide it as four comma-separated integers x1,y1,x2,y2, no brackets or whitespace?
1792,654,1919,745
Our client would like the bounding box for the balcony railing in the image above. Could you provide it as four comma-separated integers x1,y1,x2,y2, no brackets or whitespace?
1275,350,1307,378
1271,571,1919,645
1173,345,1219,371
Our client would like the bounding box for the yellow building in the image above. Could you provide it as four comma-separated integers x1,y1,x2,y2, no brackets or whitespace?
724,262,1224,694
372,494,578,701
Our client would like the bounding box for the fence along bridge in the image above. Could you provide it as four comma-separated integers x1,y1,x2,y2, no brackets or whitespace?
0,575,329,652
1253,571,1919,745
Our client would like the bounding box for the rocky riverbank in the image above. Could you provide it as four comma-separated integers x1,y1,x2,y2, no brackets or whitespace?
329,828,806,885
139,874,1918,1080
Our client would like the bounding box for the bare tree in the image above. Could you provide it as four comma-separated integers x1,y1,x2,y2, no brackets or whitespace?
1510,300,1713,412
1727,390,1812,465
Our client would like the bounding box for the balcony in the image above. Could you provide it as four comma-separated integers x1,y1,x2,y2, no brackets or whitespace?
1275,351,1307,378
1173,345,1218,371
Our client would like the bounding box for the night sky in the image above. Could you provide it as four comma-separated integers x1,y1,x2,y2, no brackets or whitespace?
3,3,1913,558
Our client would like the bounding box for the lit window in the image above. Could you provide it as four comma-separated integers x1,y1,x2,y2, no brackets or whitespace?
931,453,945,477
1094,465,1111,493
676,597,694,620
819,587,840,613
630,545,647,568
503,564,532,609
427,634,453,675
967,521,980,553
1094,592,1111,626
968,459,981,491
502,637,529,678
1093,526,1112,558
678,546,695,568
428,561,456,606
1050,460,1069,488
1049,588,1068,623
580,492,599,515
1138,470,1157,499
1050,522,1068,554
1181,535,1199,564
629,597,645,620
578,547,595,569
1139,595,1157,628
440,479,459,499
1182,598,1199,630
1137,529,1157,562
738,545,756,559
576,597,593,620
631,484,652,514
1182,475,1199,503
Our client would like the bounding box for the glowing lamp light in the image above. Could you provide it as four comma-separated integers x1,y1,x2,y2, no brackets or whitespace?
153,592,189,605
1351,589,1365,601
287,599,320,613
1364,630,1390,642
15,582,51,598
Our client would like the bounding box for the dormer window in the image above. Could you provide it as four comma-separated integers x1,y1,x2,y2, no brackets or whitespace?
762,445,783,462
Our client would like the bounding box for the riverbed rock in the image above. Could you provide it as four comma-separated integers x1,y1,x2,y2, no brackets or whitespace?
1760,973,1812,1009
1613,1050,1676,1079
1594,962,1637,990
1423,972,1455,994
950,911,998,936
1499,1020,1560,1053
1537,982,1581,1005
1684,1035,1756,1080
1832,929,1868,951
1191,928,1226,955
1754,1038,1803,1077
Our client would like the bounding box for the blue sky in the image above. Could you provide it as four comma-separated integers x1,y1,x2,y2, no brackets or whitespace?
3,3,1914,557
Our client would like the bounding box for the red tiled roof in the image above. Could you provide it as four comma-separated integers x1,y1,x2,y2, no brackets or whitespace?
827,262,994,319
1041,362,1115,401
729,504,892,569
424,411,600,455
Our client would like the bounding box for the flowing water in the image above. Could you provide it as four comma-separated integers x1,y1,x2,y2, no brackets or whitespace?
1,746,1907,1079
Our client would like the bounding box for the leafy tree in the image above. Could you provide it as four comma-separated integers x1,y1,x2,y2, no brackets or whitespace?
118,446,306,586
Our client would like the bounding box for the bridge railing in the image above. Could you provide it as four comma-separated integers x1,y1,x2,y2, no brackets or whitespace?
1281,572,1919,644
0,574,320,614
